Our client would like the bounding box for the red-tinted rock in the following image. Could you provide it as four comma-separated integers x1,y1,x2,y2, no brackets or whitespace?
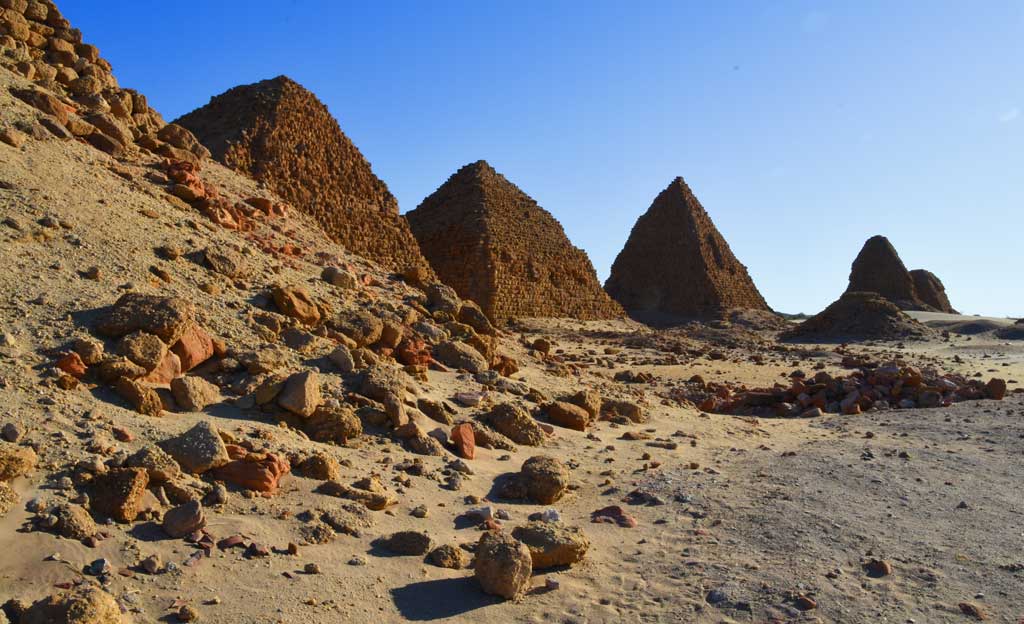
450,423,475,459
171,323,214,371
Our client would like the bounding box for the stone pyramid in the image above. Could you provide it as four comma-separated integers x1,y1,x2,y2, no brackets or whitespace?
175,76,430,274
844,235,921,309
406,160,623,322
604,177,770,320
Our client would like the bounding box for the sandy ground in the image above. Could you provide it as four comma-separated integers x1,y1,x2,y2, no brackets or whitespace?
1,64,1022,624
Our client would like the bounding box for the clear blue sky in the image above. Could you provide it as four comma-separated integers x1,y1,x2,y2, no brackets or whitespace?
61,1,1022,316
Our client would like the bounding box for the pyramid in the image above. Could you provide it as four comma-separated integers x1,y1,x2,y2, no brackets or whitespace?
604,177,770,320
405,161,623,322
174,76,430,274
844,236,922,309
909,269,956,314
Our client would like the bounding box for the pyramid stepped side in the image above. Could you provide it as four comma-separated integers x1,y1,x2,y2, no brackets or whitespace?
0,0,209,164
605,177,769,319
910,269,956,314
407,161,623,322
175,76,431,274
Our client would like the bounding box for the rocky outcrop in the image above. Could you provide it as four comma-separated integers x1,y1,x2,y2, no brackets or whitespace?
406,160,623,323
0,1,207,162
910,269,956,313
604,177,770,321
174,76,430,273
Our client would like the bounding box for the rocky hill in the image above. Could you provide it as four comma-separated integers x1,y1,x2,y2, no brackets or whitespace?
406,160,623,323
175,76,431,275
605,177,770,321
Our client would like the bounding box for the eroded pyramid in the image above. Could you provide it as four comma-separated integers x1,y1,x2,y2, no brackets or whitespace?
909,269,956,314
844,235,921,309
604,177,770,320
175,76,430,273
406,161,623,322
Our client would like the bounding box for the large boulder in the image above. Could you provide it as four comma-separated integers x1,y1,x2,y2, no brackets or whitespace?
96,293,195,344
511,522,589,569
501,455,569,504
277,370,321,417
87,467,149,523
158,422,229,475
433,341,488,373
474,530,533,600
483,403,545,446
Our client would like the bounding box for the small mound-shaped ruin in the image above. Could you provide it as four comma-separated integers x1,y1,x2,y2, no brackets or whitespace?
175,76,430,274
782,291,933,342
406,160,623,323
604,177,770,321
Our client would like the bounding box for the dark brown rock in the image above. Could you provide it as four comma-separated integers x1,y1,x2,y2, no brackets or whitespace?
88,467,149,523
909,269,956,313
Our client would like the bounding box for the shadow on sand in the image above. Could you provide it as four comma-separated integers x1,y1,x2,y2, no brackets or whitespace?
390,577,500,621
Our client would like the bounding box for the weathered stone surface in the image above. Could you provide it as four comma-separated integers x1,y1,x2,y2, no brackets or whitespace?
202,247,246,278
544,401,590,431
298,452,341,481
158,421,229,475
330,309,382,347
511,521,589,569
175,76,431,273
502,455,569,504
51,503,97,540
96,293,194,344
272,285,320,325
88,467,149,523
277,370,321,417
117,330,166,372
162,500,206,538
605,177,769,320
484,403,545,446
113,376,163,416
428,543,469,569
300,403,363,444
376,530,432,555
0,442,37,481
213,446,290,493
407,161,621,322
568,389,602,420
170,323,214,371
170,375,220,411
21,586,125,624
450,423,475,459
433,340,488,373
910,269,956,313
125,444,180,482
474,530,533,600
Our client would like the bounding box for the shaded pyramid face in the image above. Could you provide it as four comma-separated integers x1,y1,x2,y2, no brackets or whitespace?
406,161,623,322
604,177,770,319
844,235,922,309
174,76,429,273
